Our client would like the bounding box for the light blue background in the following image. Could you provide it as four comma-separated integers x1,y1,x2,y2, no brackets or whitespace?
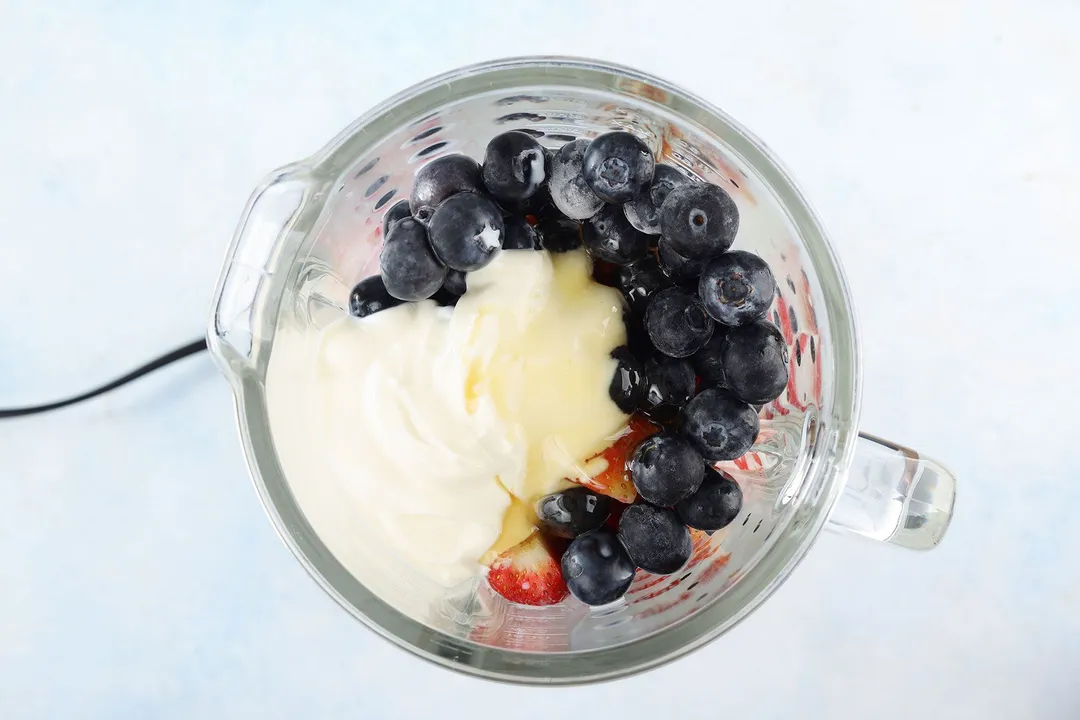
1,1,1078,718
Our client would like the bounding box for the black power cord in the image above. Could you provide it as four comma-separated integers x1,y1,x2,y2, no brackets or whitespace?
0,338,208,419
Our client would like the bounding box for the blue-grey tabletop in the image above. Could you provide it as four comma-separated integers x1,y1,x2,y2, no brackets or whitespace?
1,1,1077,718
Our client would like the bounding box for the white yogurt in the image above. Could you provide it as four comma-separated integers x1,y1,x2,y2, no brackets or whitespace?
266,250,628,590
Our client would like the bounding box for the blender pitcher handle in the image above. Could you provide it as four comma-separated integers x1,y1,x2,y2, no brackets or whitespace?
207,166,312,378
826,433,956,550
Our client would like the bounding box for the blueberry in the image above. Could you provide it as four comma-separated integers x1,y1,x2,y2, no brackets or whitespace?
617,258,671,317
442,269,467,296
618,504,691,575
549,139,604,220
625,315,657,364
348,275,405,318
659,183,739,260
582,131,655,204
536,487,613,539
682,388,759,461
691,329,729,389
502,215,542,250
629,432,705,506
481,131,547,202
583,205,650,265
409,154,483,222
535,215,582,253
382,198,412,236
699,251,776,326
562,530,636,606
430,287,460,307
644,287,714,358
658,236,709,283
608,346,647,413
427,192,504,271
722,320,790,404
378,217,447,301
624,164,691,235
675,466,743,533
500,183,555,217
642,356,697,419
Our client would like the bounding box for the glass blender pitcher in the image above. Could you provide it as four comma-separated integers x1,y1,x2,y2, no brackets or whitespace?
207,57,956,684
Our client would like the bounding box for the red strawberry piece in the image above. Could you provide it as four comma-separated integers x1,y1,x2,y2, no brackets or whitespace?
590,257,621,287
487,532,569,607
571,415,660,503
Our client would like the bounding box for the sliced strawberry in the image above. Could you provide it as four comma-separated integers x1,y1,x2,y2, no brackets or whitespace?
487,532,569,607
571,415,660,503
590,257,620,287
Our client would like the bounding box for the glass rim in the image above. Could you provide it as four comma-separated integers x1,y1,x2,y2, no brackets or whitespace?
226,55,862,685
